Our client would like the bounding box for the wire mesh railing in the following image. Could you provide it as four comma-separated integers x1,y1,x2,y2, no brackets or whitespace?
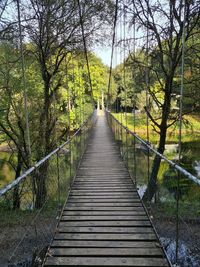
106,110,200,267
0,110,97,267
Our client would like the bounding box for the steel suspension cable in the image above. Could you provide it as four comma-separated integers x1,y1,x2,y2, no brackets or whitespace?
132,2,137,185
107,0,119,110
145,1,150,200
119,1,123,153
77,0,94,106
176,1,186,263
123,1,128,166
16,0,31,162
123,2,127,127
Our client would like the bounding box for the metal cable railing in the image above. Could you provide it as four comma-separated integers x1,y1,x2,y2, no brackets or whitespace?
106,110,200,267
0,110,97,267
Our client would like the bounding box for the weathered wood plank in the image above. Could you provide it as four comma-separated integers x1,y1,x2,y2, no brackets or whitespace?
70,191,137,195
64,206,144,211
60,215,149,221
51,247,162,256
71,186,134,189
58,226,154,233
57,221,152,227
50,240,157,248
62,211,146,216
45,257,168,266
54,232,157,240
66,202,143,207
67,199,141,203
68,195,138,199
71,188,136,192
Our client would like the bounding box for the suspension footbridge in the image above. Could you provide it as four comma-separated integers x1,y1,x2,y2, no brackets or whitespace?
0,110,200,266
1,0,200,266
44,112,169,266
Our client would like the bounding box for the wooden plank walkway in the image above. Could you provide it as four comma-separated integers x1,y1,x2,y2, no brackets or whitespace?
44,112,169,266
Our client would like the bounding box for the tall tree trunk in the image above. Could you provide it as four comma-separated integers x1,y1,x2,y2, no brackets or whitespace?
142,126,167,201
143,80,172,201
35,74,51,208
34,162,48,209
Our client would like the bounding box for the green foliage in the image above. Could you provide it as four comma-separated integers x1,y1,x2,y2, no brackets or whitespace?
0,41,109,185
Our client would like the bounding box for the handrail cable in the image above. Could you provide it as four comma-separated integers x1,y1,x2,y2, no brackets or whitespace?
0,112,95,197
107,111,200,187
107,0,119,109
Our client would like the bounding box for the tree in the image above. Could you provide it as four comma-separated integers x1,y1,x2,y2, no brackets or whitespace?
128,0,200,200
0,0,115,208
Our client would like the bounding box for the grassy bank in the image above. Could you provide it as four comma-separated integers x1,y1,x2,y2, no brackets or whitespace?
112,112,200,144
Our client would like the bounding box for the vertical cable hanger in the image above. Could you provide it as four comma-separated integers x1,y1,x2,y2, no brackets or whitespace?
123,0,128,166
16,0,31,162
178,1,186,171
132,14,136,135
119,0,124,158
72,49,77,129
145,0,150,199
123,1,127,126
107,0,119,110
132,2,137,185
64,54,72,180
176,1,186,264
77,0,94,107
119,1,123,127
78,60,82,125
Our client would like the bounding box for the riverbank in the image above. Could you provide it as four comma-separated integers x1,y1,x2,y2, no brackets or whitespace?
112,113,200,143
153,217,200,267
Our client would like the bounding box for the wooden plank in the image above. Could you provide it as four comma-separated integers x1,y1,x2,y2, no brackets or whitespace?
71,186,134,189
72,184,133,186
70,191,137,195
58,226,154,233
51,247,163,256
64,206,144,211
54,232,157,240
62,211,146,216
61,215,149,221
67,199,141,203
71,188,136,192
57,221,152,227
45,257,168,266
68,195,138,199
69,192,137,195
51,240,157,248
74,179,131,182
66,202,143,207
